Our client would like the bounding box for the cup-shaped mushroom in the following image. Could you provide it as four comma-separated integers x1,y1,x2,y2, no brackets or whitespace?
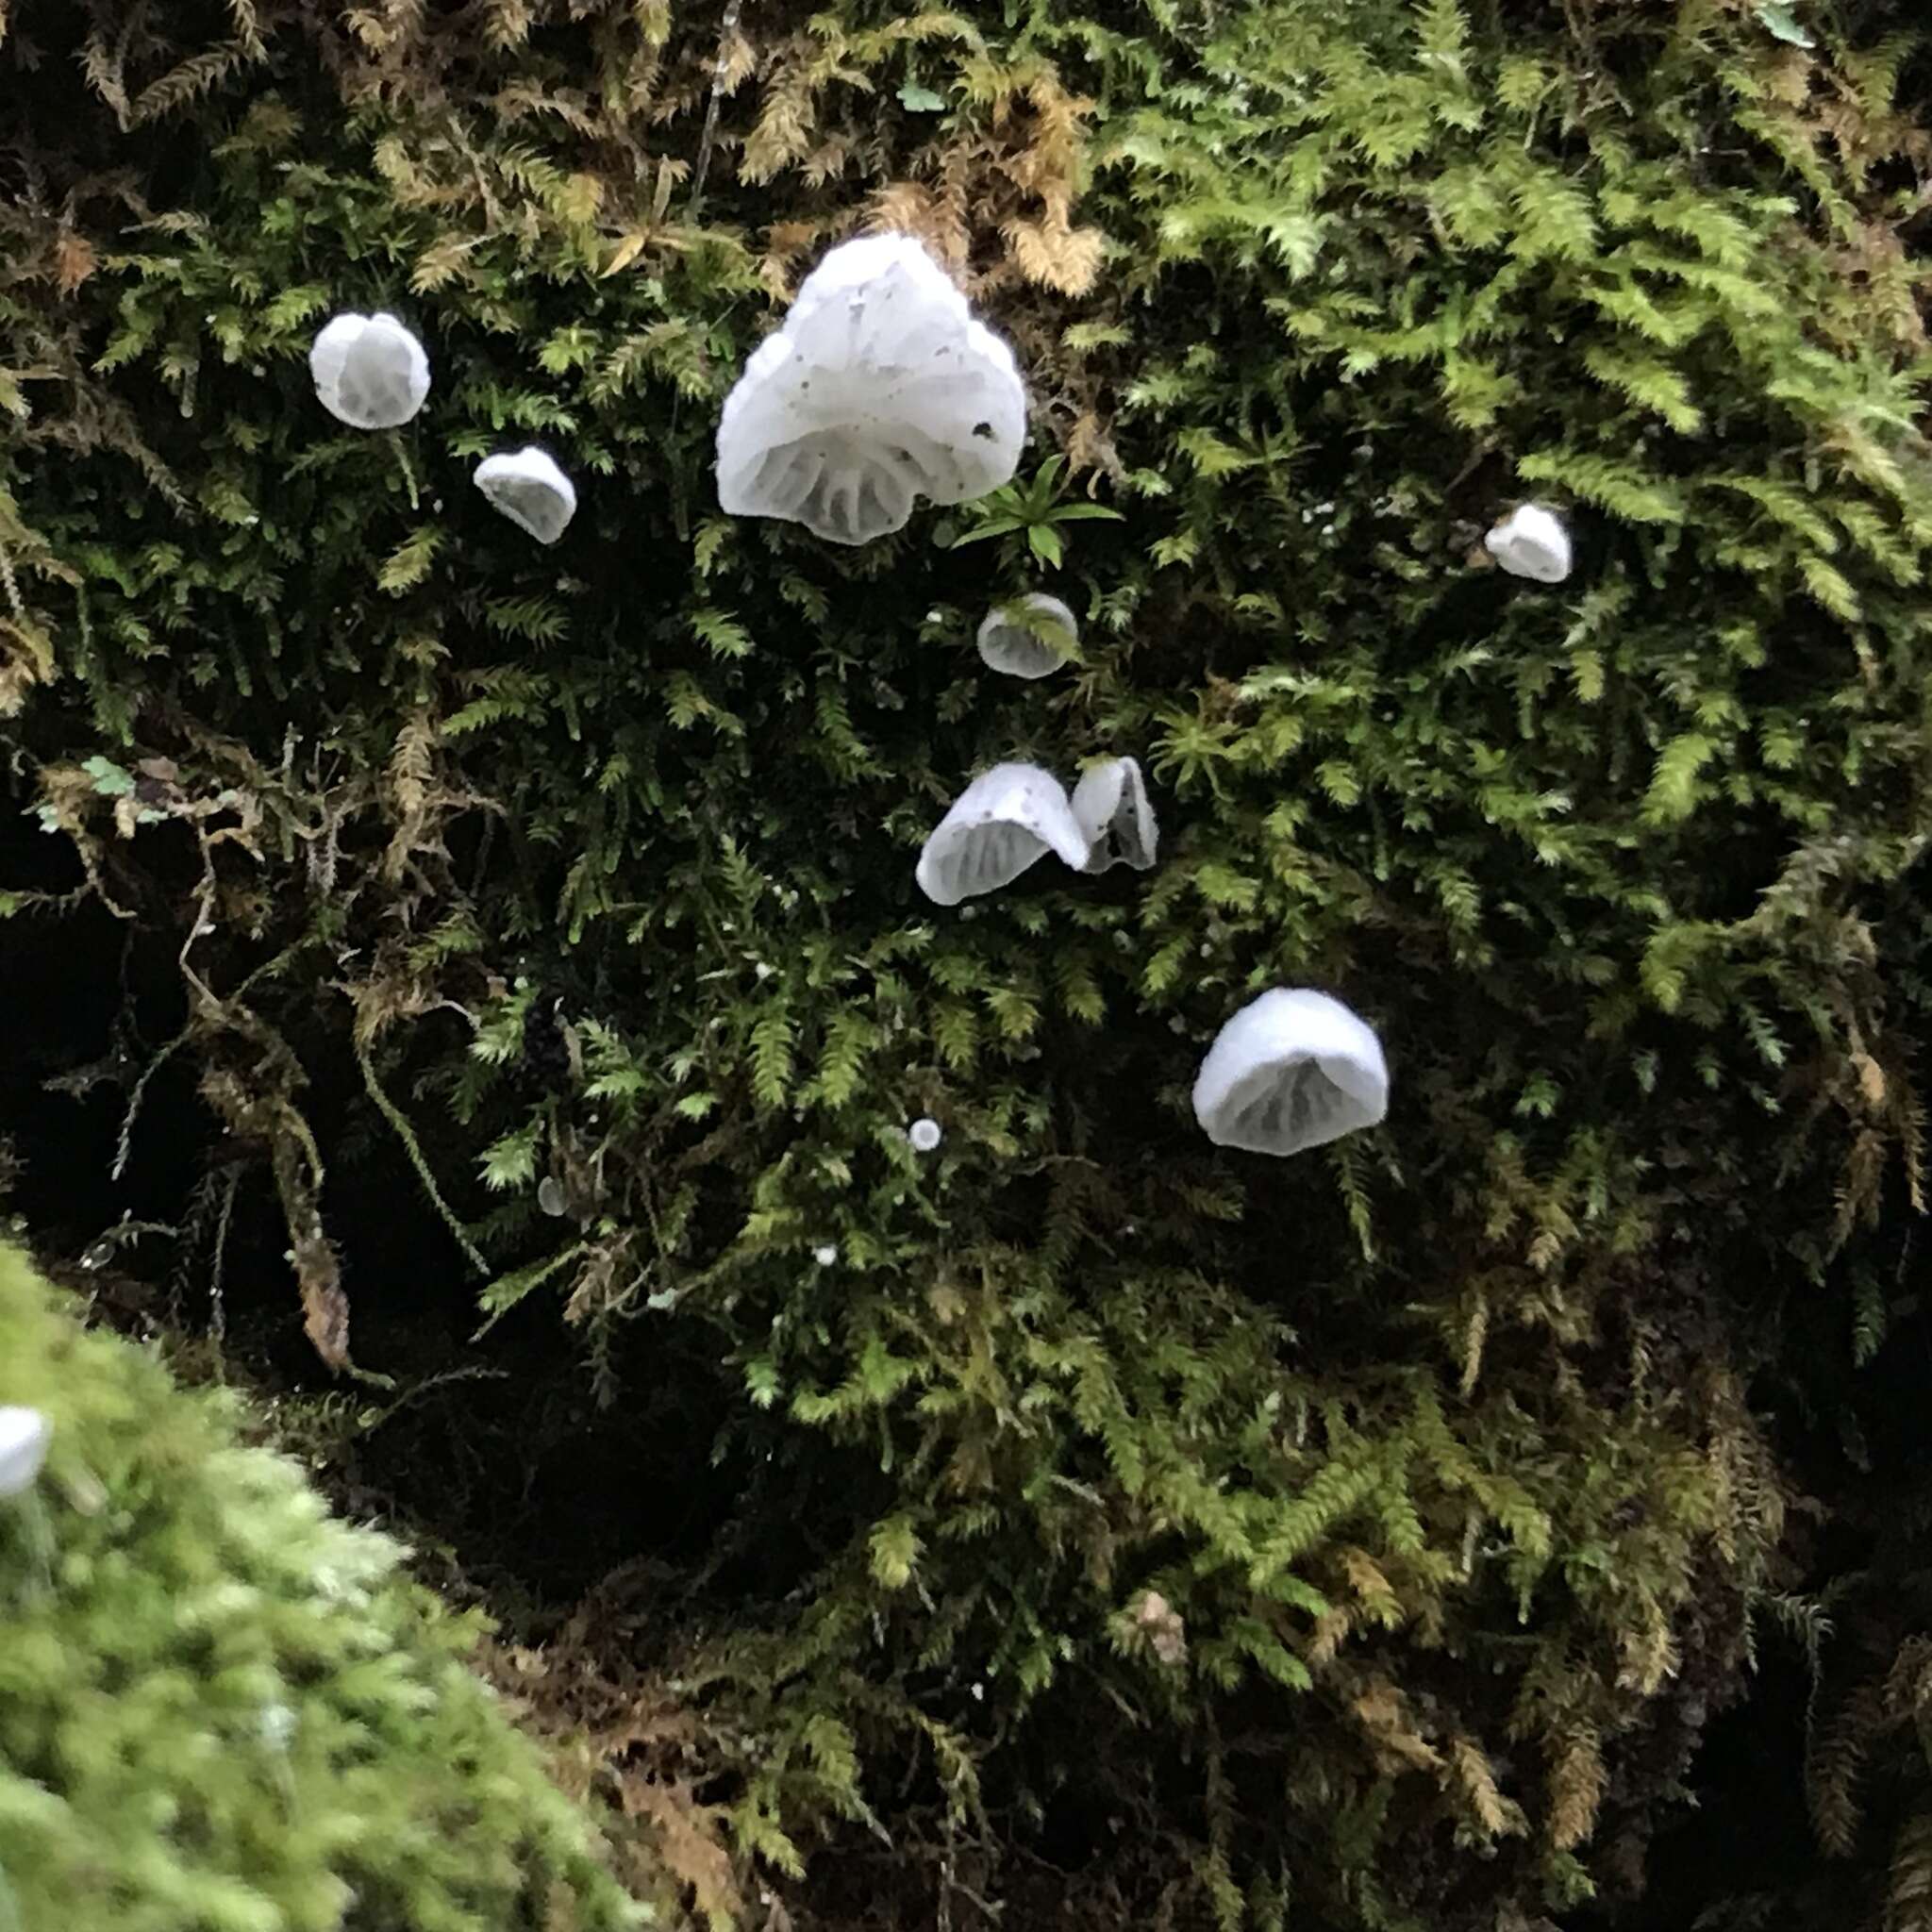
915,761,1091,907
1484,504,1572,583
309,312,431,430
1072,756,1158,873
0,1406,50,1498
716,234,1026,546
1192,989,1388,1157
977,594,1076,679
475,448,577,544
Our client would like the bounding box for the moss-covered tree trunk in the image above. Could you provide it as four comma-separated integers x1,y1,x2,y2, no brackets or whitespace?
4,3,1932,1928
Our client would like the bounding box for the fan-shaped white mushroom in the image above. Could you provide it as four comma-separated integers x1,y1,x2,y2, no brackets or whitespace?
716,234,1026,546
0,1406,50,1498
915,761,1090,907
475,447,576,544
976,594,1075,680
308,312,431,430
1192,989,1388,1157
1485,503,1572,583
1072,757,1158,873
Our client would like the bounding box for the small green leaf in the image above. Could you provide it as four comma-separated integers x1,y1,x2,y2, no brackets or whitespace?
478,1121,541,1191
82,756,135,797
949,515,1025,547
1027,525,1064,567
868,1515,923,1588
898,82,947,112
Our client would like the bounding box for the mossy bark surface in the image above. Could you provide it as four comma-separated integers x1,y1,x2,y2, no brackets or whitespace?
2,4,1931,1929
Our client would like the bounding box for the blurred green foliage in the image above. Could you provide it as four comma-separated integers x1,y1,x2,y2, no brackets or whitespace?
0,1243,642,1932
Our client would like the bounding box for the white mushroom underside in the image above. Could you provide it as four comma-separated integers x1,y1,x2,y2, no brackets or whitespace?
480,475,572,542
309,313,430,430
718,237,1024,545
1073,758,1157,872
1215,1058,1362,1155
1193,988,1388,1157
978,595,1075,679
915,762,1091,907
947,822,1050,898
334,339,415,425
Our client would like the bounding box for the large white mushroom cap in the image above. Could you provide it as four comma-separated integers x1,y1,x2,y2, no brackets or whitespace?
977,593,1076,679
309,311,431,430
1072,757,1158,873
1485,503,1572,583
475,447,577,544
1192,989,1388,1157
0,1406,51,1498
915,761,1090,907
716,234,1026,546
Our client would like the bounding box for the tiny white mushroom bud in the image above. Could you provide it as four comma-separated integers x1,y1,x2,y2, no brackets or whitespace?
1192,989,1389,1158
976,593,1076,680
474,447,577,544
308,312,431,430
0,1407,52,1498
1485,503,1572,583
908,1117,943,1153
537,1177,569,1218
813,1243,839,1266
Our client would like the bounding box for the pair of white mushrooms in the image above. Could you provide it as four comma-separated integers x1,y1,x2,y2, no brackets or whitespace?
308,313,577,544
915,757,1157,908
0,1406,50,1498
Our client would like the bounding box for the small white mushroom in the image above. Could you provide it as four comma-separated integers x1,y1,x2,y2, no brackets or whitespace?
475,448,577,543
1485,504,1572,583
976,594,1075,680
915,761,1091,907
716,234,1026,546
308,312,431,430
0,1407,51,1498
908,1118,943,1153
1192,989,1388,1157
813,1243,840,1266
1072,757,1158,873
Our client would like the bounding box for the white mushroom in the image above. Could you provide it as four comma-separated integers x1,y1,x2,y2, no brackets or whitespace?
1192,989,1388,1157
813,1242,840,1266
976,594,1075,679
915,761,1091,907
908,1118,943,1153
0,1407,51,1498
1072,757,1158,873
716,234,1026,546
308,312,431,430
475,448,576,544
1484,504,1572,583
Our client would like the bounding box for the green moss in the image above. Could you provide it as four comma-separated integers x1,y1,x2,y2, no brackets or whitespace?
0,1247,643,1932
1,3,1930,1928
